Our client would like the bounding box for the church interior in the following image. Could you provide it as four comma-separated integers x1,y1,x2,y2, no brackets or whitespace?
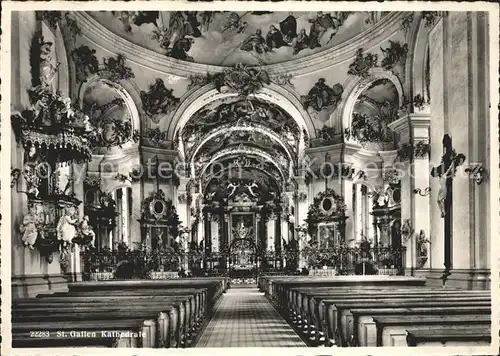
6,9,496,349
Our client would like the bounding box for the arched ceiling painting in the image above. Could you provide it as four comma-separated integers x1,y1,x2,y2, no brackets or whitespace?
88,11,388,66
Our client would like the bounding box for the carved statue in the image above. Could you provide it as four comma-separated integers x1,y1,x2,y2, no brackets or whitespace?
79,215,96,247
39,39,60,90
437,154,465,217
56,207,78,246
23,164,40,198
416,230,428,257
20,204,39,249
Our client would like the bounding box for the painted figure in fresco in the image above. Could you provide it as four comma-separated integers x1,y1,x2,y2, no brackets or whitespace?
20,204,39,249
308,12,335,48
132,11,160,28
167,37,195,61
293,29,310,55
223,12,248,33
199,11,219,32
280,12,298,42
240,29,270,54
79,215,96,247
303,78,344,111
57,207,78,246
266,25,289,50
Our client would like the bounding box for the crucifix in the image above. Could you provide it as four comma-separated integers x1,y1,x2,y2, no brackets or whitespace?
430,134,466,282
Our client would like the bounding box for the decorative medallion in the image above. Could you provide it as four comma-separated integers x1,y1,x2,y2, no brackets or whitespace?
380,40,408,71
102,54,135,83
71,45,99,83
140,79,179,123
145,128,169,147
39,11,61,31
348,48,378,78
87,98,139,149
301,78,344,112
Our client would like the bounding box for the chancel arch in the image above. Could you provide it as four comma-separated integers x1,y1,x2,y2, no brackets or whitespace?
169,84,316,144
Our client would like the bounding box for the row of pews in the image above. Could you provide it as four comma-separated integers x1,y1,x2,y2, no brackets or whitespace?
259,275,491,347
12,277,230,348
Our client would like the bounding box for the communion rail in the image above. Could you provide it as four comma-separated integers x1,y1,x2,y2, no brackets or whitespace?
80,246,406,280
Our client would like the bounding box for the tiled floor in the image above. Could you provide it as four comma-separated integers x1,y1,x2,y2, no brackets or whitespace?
195,287,306,347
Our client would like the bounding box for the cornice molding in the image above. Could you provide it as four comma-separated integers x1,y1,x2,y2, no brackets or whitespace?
75,12,405,78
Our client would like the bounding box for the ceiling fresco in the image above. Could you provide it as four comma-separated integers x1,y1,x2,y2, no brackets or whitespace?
181,97,301,145
89,11,388,66
188,129,294,165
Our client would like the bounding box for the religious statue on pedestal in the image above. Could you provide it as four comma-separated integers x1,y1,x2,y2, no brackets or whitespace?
20,204,39,249
79,215,96,248
56,207,78,247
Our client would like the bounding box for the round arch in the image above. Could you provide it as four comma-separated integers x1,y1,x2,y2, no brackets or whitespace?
201,165,284,194
80,73,143,139
336,68,405,142
189,124,296,167
167,83,316,142
197,148,287,182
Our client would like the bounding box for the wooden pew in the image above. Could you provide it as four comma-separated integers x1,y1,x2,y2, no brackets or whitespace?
12,319,156,348
12,278,229,348
349,306,491,347
286,288,488,342
318,296,490,347
369,314,491,346
13,297,191,348
13,306,175,348
406,326,491,347
34,289,206,333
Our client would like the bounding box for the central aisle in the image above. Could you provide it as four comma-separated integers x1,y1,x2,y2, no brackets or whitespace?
195,287,306,347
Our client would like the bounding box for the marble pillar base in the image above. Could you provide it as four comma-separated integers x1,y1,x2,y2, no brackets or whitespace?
412,268,490,290
12,273,71,298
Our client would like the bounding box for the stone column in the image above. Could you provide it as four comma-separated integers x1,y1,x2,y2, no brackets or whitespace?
129,181,142,247
71,163,85,282
389,114,431,273
343,179,354,244
295,176,308,268
176,178,190,233
267,215,275,253
354,184,364,243
428,16,447,272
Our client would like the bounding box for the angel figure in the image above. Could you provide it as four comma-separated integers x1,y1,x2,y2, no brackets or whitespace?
57,207,78,247
20,204,39,249
245,181,259,197
79,215,96,247
226,181,240,198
